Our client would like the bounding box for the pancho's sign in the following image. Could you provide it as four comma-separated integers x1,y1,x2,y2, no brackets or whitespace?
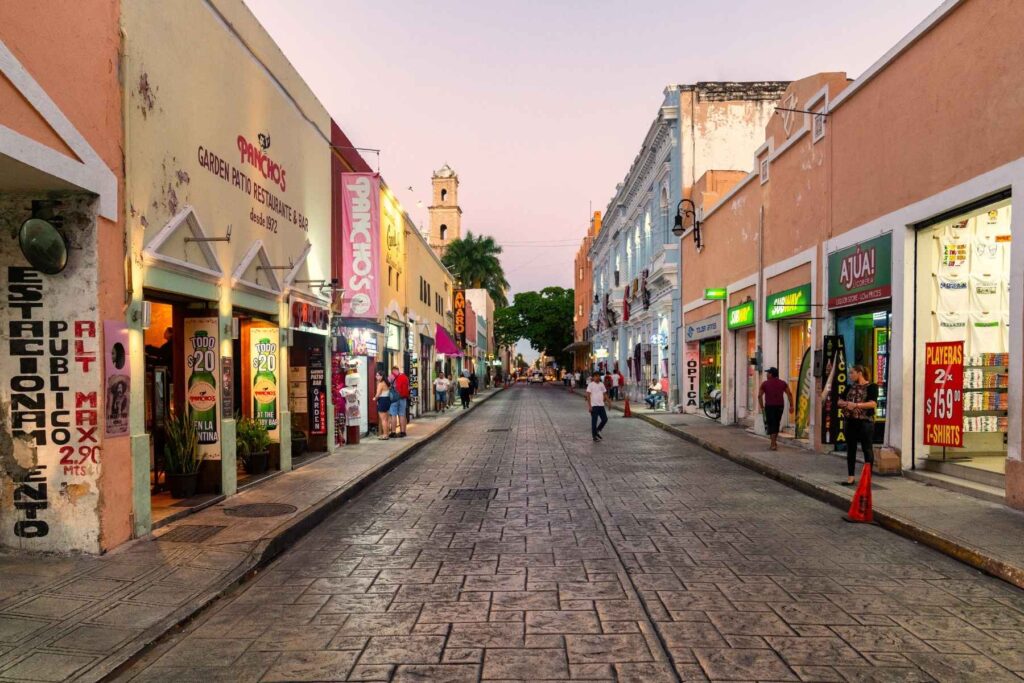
339,173,381,319
453,289,467,348
828,234,892,309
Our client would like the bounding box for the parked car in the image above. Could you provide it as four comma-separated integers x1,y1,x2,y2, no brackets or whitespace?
528,372,544,384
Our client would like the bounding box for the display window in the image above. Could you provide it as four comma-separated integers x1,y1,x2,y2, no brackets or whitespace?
699,338,721,403
781,320,812,439
915,197,1011,474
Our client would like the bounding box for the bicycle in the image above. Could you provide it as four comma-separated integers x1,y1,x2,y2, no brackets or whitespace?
702,389,722,420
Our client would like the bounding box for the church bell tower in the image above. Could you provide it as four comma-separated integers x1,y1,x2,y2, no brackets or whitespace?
428,163,461,256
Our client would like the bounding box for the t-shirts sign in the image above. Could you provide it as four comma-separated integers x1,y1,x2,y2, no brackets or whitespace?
923,341,963,448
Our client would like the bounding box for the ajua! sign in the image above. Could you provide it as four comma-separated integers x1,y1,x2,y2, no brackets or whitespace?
828,234,891,309
340,173,381,319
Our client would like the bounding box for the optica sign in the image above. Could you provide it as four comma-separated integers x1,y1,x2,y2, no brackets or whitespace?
766,283,812,321
340,173,380,319
727,301,755,330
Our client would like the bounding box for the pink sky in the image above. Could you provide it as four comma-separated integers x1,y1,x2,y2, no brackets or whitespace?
244,0,940,296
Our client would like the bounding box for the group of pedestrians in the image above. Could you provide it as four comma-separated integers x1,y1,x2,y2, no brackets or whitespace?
758,364,877,485
432,371,475,412
373,366,410,440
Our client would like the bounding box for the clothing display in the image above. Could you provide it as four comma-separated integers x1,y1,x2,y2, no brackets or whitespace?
938,237,970,276
969,275,1001,312
935,310,968,343
937,274,970,311
969,311,1003,353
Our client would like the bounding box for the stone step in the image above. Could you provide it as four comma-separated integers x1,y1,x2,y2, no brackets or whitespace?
905,469,1006,505
919,457,1006,488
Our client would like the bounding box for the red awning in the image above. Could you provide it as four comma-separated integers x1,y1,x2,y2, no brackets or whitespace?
434,324,463,356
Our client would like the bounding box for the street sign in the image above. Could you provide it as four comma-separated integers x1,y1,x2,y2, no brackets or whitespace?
923,341,964,448
704,287,727,300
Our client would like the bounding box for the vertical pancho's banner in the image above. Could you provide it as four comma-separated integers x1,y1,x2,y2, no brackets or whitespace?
340,173,381,319
924,341,964,448
183,318,221,460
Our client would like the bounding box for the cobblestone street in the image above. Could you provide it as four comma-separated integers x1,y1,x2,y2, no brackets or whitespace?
116,386,1024,682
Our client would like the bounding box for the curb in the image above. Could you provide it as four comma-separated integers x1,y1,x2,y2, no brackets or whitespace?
630,410,1024,591
92,388,503,683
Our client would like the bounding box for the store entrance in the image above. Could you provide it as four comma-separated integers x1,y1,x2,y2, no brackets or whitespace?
699,338,721,406
142,293,221,526
780,320,812,440
915,196,1011,483
288,330,329,468
836,306,890,443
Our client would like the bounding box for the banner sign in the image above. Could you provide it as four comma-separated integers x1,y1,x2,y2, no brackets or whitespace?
308,345,327,435
453,289,467,348
828,233,892,309
820,335,847,447
923,341,964,448
685,315,721,342
290,300,329,331
766,283,812,321
339,173,380,319
221,356,233,420
726,301,755,330
184,318,220,459
704,287,727,300
103,321,131,437
684,343,699,413
250,326,280,436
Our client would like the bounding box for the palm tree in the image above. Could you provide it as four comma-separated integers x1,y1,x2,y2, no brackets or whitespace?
442,230,510,307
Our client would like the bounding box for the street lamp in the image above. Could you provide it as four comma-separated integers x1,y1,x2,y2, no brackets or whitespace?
673,198,702,248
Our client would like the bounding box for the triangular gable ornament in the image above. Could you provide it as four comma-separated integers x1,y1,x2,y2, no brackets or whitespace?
142,205,223,281
232,240,281,296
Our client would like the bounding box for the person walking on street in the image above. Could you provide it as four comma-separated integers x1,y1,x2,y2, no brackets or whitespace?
469,371,478,396
457,372,472,409
608,369,620,400
374,371,392,440
586,371,611,442
433,373,450,412
758,367,793,451
390,366,410,437
838,364,878,485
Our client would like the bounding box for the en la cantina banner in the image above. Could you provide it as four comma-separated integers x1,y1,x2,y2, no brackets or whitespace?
923,341,964,448
251,327,280,438
184,318,220,460
340,173,381,319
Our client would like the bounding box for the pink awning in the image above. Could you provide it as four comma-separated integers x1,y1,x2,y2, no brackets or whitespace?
435,324,463,356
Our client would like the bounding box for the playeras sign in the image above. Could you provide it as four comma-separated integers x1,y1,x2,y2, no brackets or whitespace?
340,173,381,319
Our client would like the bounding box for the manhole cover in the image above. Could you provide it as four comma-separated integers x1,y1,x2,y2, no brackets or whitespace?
487,428,511,433
159,525,226,543
445,488,497,500
223,503,298,518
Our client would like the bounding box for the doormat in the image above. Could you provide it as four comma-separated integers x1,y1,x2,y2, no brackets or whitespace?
444,488,498,500
223,503,298,518
159,525,226,543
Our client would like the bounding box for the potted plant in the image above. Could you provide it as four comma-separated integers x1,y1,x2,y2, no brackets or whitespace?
164,411,203,498
237,416,271,475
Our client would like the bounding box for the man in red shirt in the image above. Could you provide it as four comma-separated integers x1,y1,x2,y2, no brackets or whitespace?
758,367,793,451
390,365,410,437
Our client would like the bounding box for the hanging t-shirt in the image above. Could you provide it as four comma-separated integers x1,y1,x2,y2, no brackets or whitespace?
944,218,973,243
969,311,1003,354
938,237,970,277
970,275,1002,313
975,207,1012,243
971,239,1003,276
936,274,970,311
935,311,968,344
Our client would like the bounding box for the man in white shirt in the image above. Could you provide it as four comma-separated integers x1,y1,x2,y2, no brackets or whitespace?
586,371,611,442
608,369,620,400
433,374,450,412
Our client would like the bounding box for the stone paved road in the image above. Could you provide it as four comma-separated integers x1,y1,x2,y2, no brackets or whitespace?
115,386,1024,682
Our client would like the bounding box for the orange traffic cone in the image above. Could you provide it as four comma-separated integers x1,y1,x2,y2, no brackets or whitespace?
844,464,874,523
623,397,632,417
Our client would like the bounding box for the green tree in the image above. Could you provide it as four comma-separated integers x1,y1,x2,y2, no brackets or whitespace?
492,306,523,350
497,287,574,365
442,231,510,308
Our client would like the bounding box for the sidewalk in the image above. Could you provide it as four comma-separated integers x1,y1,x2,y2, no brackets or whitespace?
610,394,1024,590
0,388,501,683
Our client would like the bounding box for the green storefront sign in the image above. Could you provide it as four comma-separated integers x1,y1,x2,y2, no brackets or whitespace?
704,287,727,301
727,301,755,330
766,283,812,321
827,233,892,309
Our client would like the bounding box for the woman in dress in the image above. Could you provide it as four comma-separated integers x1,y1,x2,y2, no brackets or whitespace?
374,371,392,440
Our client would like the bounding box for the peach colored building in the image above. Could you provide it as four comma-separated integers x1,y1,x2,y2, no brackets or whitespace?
569,212,601,370
683,0,1024,509
0,2,126,552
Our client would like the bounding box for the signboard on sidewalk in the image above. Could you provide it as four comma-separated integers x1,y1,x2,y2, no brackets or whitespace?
684,343,700,413
820,334,847,447
308,345,327,435
923,341,964,448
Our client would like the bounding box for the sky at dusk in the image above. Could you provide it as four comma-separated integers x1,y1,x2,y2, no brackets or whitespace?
244,0,941,298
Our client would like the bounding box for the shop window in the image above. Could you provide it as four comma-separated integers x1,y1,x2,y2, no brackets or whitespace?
915,197,1012,471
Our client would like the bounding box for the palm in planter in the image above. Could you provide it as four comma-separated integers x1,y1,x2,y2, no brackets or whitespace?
164,410,204,498
237,416,271,475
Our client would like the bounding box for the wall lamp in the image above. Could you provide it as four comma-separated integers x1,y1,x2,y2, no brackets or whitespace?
672,198,701,249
